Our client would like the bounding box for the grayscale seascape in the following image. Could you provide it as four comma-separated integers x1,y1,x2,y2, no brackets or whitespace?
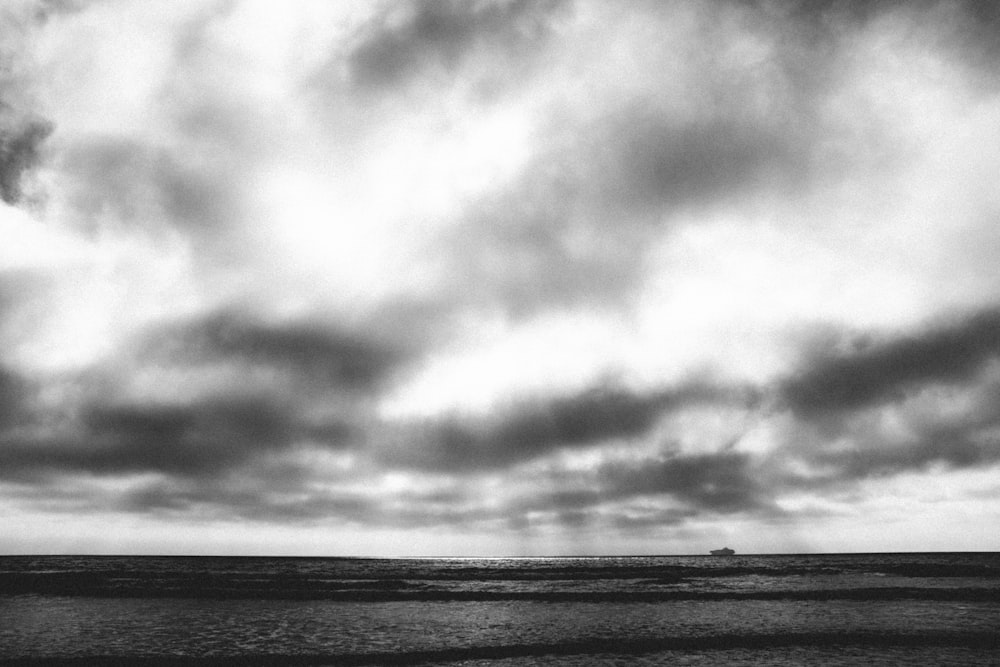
2,553,998,665
5,2,1000,666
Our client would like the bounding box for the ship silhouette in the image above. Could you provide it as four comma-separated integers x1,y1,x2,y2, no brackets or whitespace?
710,547,735,556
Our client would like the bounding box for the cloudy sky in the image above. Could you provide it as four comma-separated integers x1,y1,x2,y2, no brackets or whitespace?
2,0,1000,556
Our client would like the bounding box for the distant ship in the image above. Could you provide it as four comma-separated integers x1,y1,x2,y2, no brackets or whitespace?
710,547,735,556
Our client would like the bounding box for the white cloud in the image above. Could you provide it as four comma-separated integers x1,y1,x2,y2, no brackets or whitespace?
3,0,1000,555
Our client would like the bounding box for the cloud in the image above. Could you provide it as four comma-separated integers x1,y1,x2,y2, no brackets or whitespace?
598,450,773,514
761,309,1000,495
0,1,57,207
601,114,806,213
5,0,1000,554
0,394,318,481
772,0,1000,106
55,136,240,234
108,449,773,529
0,280,38,431
811,427,999,482
0,308,400,483
0,365,28,430
144,309,415,392
346,0,567,91
0,116,53,205
114,475,374,523
427,2,848,316
780,308,1000,417
443,112,810,314
388,381,759,471
776,375,1000,489
484,448,774,532
33,0,90,23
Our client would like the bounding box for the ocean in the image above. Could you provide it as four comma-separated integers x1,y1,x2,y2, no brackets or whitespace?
1,553,998,665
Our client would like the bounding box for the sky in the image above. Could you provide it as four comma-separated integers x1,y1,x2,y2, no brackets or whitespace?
1,0,1000,556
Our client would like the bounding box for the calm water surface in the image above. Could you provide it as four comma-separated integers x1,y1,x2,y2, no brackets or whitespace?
1,553,998,665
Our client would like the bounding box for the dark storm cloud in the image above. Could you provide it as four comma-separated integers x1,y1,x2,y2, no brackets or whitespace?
608,507,698,530
148,310,412,391
59,137,238,233
13,449,772,530
489,382,757,456
396,382,759,471
778,377,1000,488
757,308,1000,494
116,478,374,523
780,308,1000,417
513,488,604,514
495,449,773,530
195,445,772,527
0,115,53,205
347,0,567,90
811,428,998,481
264,492,523,528
598,451,772,514
111,472,503,528
0,394,348,481
0,365,28,430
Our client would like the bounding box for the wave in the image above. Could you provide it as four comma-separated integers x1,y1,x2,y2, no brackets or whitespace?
2,631,996,666
1,573,997,602
4,556,1000,583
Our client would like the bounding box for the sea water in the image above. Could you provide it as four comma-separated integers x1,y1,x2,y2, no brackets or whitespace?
1,553,998,664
